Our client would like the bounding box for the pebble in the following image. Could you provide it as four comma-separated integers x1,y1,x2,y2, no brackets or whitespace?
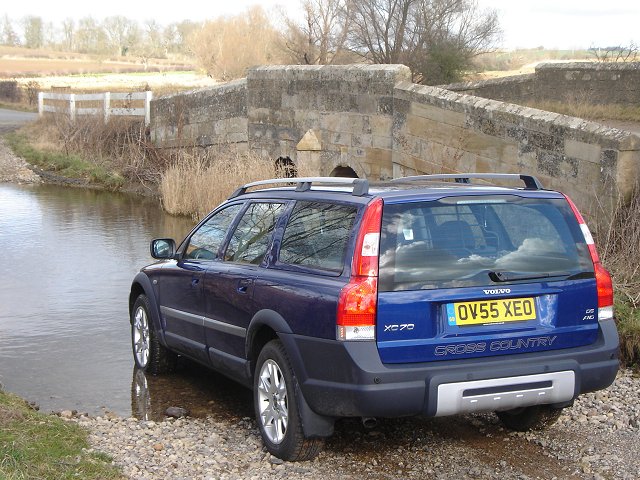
73,368,640,479
165,406,189,418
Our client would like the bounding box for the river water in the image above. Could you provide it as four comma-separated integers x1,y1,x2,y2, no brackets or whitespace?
0,183,253,419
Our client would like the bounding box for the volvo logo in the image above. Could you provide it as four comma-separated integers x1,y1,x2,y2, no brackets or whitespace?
483,288,511,295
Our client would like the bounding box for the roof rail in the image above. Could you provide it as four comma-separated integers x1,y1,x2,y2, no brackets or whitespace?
229,176,370,198
391,173,544,190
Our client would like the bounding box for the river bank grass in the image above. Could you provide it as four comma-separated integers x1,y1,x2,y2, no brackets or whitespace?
0,389,122,479
4,131,125,189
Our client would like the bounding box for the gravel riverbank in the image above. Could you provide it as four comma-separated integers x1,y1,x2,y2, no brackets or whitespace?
0,138,41,184
70,368,639,480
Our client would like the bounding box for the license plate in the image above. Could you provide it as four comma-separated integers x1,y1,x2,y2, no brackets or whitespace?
446,297,536,326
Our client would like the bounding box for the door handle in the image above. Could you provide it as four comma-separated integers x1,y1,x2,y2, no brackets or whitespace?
237,278,252,294
191,278,200,287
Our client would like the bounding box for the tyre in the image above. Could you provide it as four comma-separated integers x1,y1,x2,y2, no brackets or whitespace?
254,340,323,461
131,294,177,374
496,405,564,431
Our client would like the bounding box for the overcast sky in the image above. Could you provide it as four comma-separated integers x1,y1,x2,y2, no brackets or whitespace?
2,0,639,50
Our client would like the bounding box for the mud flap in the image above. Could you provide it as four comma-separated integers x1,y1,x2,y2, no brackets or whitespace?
294,381,335,438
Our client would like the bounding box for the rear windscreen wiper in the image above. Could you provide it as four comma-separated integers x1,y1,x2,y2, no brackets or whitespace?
488,271,570,282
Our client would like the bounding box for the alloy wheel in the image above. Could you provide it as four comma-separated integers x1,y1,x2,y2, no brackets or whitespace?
257,359,289,444
133,306,150,367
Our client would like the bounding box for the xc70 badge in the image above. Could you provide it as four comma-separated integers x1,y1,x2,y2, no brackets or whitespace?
384,323,415,332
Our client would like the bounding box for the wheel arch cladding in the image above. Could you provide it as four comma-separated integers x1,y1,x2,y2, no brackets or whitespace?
129,273,165,344
246,309,293,366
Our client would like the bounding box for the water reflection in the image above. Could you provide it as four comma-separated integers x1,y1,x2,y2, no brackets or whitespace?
0,183,196,416
130,363,253,422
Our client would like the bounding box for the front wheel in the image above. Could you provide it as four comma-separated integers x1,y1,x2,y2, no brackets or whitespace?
254,340,323,461
496,405,564,431
131,294,177,374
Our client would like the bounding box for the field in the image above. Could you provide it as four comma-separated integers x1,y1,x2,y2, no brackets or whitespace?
0,46,216,102
469,48,595,80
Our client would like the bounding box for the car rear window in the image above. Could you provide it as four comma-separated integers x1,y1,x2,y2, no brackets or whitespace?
378,195,593,291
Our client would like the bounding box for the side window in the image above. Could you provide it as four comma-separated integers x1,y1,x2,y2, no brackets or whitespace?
279,202,357,272
225,203,285,264
184,204,243,260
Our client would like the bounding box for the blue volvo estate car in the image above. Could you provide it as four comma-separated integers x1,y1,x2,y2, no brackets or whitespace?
129,174,619,461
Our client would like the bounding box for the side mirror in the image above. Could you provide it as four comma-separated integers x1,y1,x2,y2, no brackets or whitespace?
150,238,176,259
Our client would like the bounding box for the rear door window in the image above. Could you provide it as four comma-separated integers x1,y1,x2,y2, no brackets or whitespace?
278,201,357,273
379,195,593,291
224,202,285,265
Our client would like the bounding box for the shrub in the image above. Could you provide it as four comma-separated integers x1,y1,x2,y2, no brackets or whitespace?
160,149,312,219
597,193,640,366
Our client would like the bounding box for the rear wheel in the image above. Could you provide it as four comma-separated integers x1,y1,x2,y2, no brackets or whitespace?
254,340,323,461
496,405,564,431
131,294,177,374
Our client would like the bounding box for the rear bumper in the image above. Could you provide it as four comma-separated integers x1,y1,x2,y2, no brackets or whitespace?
279,319,619,418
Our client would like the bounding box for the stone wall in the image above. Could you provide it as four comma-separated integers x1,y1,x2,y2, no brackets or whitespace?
151,79,248,149
444,74,536,104
392,82,640,214
444,62,640,105
535,62,640,104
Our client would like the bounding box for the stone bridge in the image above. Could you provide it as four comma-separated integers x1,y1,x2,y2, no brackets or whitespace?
150,63,640,216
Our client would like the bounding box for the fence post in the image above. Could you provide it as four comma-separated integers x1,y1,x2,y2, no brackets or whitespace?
144,91,153,126
69,94,76,122
103,92,111,124
38,92,44,117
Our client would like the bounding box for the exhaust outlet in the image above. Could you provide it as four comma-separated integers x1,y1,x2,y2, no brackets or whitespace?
361,417,378,429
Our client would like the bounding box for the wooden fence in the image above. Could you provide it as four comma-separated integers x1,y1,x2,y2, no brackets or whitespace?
38,91,153,125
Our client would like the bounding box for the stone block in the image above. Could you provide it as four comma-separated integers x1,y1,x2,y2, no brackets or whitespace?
564,139,601,164
372,135,393,150
410,102,466,127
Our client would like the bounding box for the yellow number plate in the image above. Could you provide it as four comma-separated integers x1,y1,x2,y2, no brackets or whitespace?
446,297,536,326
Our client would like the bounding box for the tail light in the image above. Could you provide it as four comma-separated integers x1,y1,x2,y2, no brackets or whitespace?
337,198,383,341
563,194,614,321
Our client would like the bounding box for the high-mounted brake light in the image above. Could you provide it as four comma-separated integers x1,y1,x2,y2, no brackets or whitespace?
337,198,383,341
563,194,613,321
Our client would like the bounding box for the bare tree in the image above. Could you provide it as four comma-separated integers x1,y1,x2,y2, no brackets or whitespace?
103,16,138,56
61,18,75,51
590,42,639,63
22,15,44,49
189,6,283,80
75,17,108,53
280,0,352,65
346,0,501,84
1,15,20,46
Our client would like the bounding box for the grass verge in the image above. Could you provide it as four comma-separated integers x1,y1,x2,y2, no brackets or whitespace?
615,296,640,366
525,100,640,123
4,127,126,190
0,101,37,112
0,390,122,480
